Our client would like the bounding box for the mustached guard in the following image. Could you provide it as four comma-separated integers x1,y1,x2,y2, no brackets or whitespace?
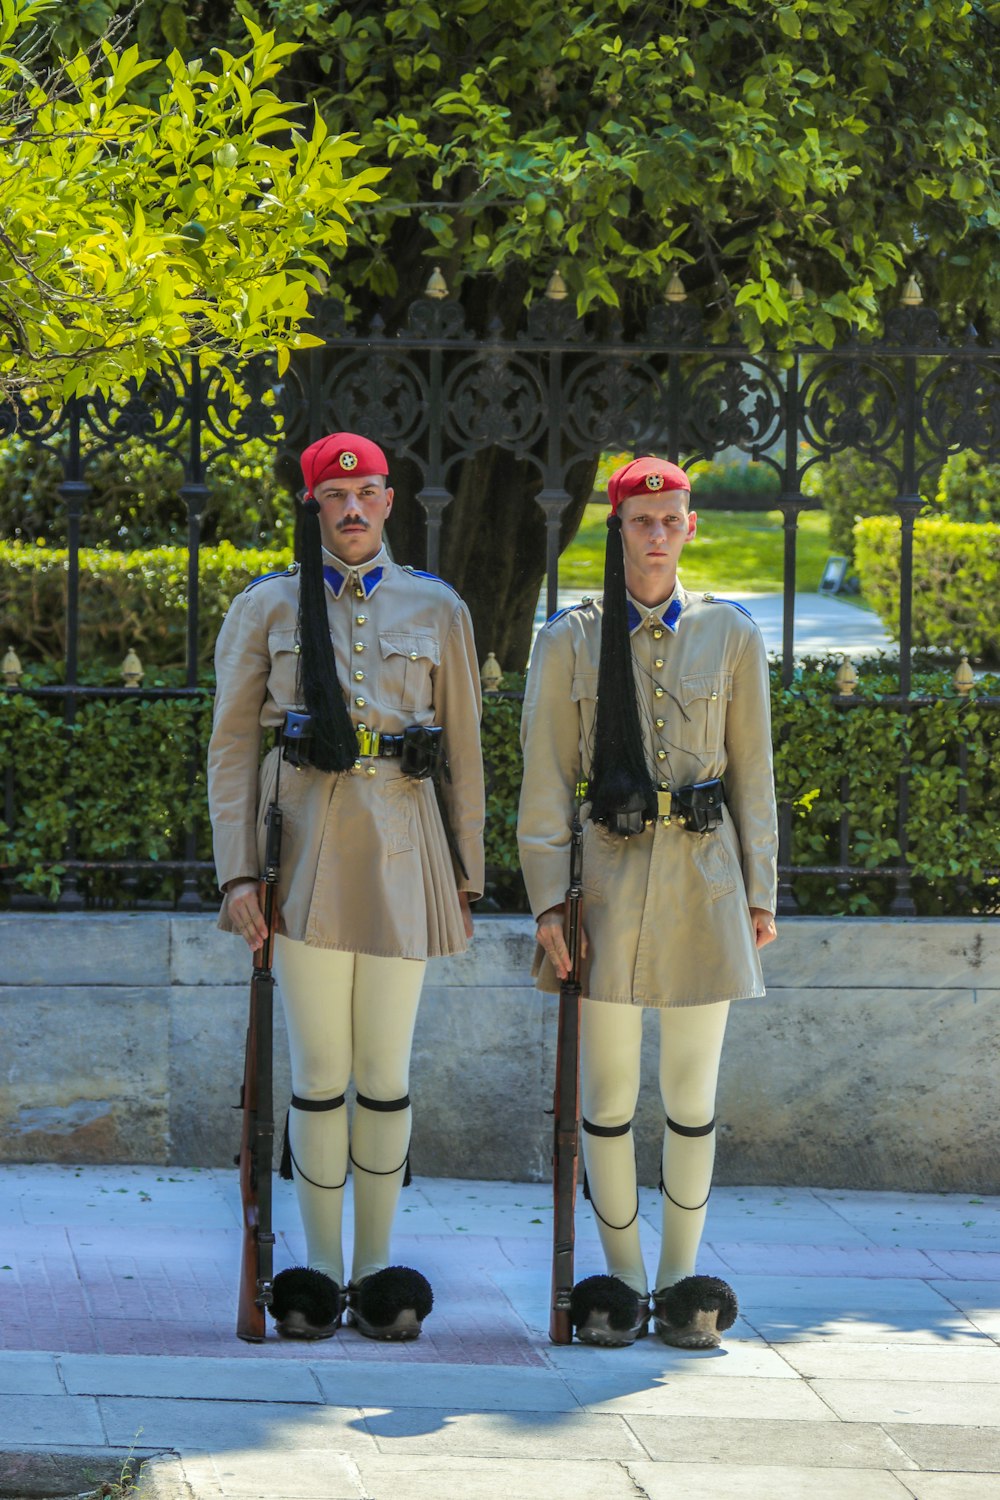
588,457,691,834
295,434,389,774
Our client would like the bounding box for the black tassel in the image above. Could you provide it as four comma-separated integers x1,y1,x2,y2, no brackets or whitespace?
296,500,357,773
403,1154,412,1188
583,1169,591,1203
588,515,656,831
279,1110,293,1181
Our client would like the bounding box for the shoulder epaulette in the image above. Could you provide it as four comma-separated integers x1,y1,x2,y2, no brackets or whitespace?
401,565,460,597
246,563,299,593
545,597,595,629
702,592,753,620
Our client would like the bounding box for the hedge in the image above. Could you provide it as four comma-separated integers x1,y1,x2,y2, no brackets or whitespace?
853,516,1000,664
2,665,997,916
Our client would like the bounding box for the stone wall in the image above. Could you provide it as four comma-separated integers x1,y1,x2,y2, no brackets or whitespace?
1,914,997,1192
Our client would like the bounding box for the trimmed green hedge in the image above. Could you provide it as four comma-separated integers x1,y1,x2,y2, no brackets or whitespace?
2,665,997,916
853,516,1000,664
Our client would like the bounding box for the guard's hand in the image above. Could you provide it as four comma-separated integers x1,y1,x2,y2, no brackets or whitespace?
536,905,588,981
458,891,474,942
227,879,268,952
750,907,777,949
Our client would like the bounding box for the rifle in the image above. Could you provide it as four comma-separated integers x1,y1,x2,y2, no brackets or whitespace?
236,798,282,1343
549,810,584,1345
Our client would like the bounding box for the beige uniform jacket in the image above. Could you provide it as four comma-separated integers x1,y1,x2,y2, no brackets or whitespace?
517,581,777,1007
208,547,485,960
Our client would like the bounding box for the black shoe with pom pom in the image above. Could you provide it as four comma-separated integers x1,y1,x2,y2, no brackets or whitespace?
347,1266,433,1341
270,1267,343,1340
569,1274,650,1347
652,1274,738,1349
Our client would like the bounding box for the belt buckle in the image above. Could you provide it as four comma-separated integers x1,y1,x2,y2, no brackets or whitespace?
356,727,380,757
656,788,672,822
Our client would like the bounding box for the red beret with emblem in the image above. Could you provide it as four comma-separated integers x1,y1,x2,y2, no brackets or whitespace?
300,433,388,496
607,456,690,514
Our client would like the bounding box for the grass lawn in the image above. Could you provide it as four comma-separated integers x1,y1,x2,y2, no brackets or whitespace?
560,504,835,596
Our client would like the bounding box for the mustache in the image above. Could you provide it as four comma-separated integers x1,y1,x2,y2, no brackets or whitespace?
336,515,370,530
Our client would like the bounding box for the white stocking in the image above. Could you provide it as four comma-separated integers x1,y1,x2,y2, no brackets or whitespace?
579,999,647,1297
654,1001,730,1293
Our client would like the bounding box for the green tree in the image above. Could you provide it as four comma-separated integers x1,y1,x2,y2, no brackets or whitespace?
0,0,383,401
23,0,1000,665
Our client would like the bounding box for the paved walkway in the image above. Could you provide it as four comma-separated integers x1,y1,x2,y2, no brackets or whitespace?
2,1167,998,1499
534,590,893,659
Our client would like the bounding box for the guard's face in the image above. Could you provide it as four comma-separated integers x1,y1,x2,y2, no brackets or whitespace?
312,473,394,564
618,491,696,595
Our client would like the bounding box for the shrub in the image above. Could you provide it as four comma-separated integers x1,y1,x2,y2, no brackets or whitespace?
800,448,904,560
853,516,1000,664
2,666,996,917
932,451,1000,523
0,541,292,673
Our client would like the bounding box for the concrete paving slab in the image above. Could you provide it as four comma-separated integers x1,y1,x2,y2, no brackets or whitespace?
357,1454,657,1500
813,1379,1000,1427
896,1478,1000,1499
313,1359,573,1412
735,1274,961,1312
885,1424,1000,1473
928,1252,1000,1280
628,1462,915,1499
779,1343,1000,1384
621,1415,916,1467
550,1338,795,1382
0,1394,104,1446
180,1450,368,1499
98,1397,377,1453
0,1351,62,1395
61,1353,322,1403
572,1372,836,1421
358,1406,647,1460
743,1311,993,1344
931,1281,1000,1336
715,1244,943,1278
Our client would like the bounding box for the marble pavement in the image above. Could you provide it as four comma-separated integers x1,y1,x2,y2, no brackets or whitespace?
1,1166,999,1499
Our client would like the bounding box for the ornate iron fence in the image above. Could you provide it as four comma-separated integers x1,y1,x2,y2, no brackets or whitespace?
1,286,998,913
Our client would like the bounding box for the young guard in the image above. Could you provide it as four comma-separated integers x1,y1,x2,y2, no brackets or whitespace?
518,456,778,1348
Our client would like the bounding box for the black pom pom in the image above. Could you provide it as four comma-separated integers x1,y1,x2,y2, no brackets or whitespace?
353,1266,433,1325
271,1266,342,1325
303,496,321,514
588,515,656,832
569,1273,642,1333
655,1275,738,1333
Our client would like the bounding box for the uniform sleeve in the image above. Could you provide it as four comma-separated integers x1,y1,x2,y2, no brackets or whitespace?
207,589,270,890
723,626,778,913
434,599,486,899
516,621,581,919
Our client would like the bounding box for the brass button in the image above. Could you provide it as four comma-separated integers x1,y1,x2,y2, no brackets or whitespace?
661,816,670,826
652,628,663,639
655,687,664,698
355,696,366,707
654,658,664,669
293,644,300,654
353,759,362,771
357,723,367,732
365,764,377,777
356,615,367,626
354,642,365,653
655,717,665,729
409,652,419,661
656,749,667,761
354,670,364,682
354,587,364,598
711,691,718,700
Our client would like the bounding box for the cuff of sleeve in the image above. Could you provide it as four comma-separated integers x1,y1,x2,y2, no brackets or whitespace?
745,861,777,915
214,823,260,893
455,838,485,901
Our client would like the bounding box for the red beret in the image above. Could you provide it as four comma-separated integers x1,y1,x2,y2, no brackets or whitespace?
300,433,388,496
607,456,690,514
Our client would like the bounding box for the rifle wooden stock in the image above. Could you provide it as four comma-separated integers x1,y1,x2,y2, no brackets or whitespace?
549,814,584,1345
236,802,282,1343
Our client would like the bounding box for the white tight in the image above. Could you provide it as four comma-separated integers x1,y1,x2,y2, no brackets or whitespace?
580,997,730,1298
273,935,425,1287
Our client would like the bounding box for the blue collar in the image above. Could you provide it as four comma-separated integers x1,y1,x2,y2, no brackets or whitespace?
322,549,387,600
626,594,683,636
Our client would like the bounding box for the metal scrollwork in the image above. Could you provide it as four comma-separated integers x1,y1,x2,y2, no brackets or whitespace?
644,302,704,345
520,298,585,343
683,357,783,456
403,297,470,341
562,355,663,452
800,356,901,457
320,349,426,448
443,350,545,450
78,367,185,454
919,357,1000,457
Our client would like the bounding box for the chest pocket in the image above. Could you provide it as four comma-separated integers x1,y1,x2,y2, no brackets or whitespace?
379,632,440,712
266,627,300,709
679,672,732,752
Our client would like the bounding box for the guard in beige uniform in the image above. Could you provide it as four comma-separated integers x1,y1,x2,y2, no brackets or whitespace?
518,456,777,1349
209,432,484,1341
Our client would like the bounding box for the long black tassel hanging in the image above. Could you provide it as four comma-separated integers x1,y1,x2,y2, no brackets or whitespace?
296,499,358,773
588,514,656,831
